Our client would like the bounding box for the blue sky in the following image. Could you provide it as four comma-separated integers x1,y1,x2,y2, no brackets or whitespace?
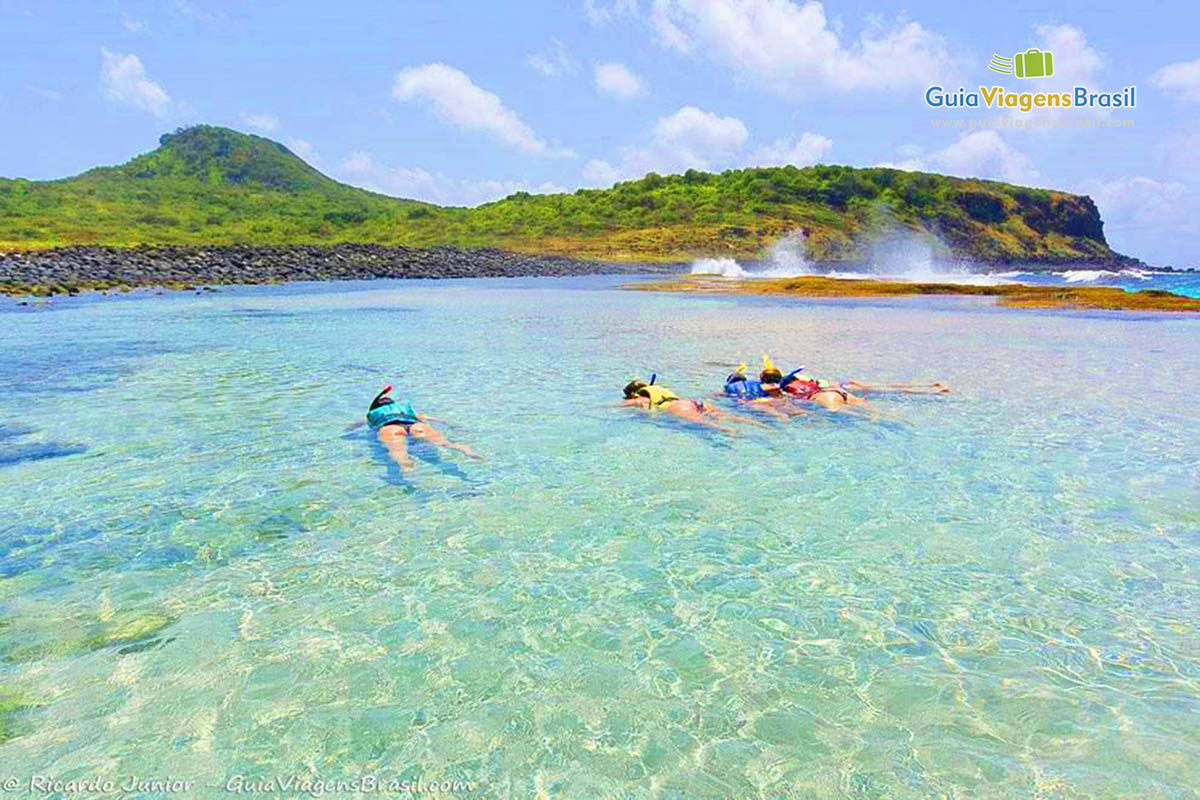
2,0,1199,265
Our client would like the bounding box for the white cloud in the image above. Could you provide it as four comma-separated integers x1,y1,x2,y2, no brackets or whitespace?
594,62,646,98
882,132,1039,184
336,153,567,206
1030,23,1103,93
749,132,833,167
583,0,639,24
653,105,748,161
527,39,577,77
585,106,837,185
239,112,279,133
392,63,574,158
99,47,172,117
1079,176,1189,229
583,159,625,185
1077,175,1198,265
583,105,752,183
648,0,956,94
120,13,145,33
1150,57,1200,102
933,131,1038,183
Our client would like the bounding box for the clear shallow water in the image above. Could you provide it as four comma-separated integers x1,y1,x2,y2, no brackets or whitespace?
1,277,1198,798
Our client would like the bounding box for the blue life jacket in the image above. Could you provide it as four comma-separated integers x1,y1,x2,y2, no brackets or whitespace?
724,379,767,399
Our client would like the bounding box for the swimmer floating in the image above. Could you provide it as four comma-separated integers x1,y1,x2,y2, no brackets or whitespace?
350,384,481,473
621,374,763,435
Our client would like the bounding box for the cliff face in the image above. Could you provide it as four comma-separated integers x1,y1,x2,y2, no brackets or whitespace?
916,185,1115,266
0,126,1129,266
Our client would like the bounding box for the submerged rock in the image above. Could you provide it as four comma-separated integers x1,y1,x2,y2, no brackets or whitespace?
0,688,40,744
3,612,176,662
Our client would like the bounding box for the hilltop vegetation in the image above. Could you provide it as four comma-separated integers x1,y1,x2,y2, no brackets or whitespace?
0,125,1124,264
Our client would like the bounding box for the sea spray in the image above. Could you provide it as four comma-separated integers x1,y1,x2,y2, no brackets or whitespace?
862,224,1010,284
689,230,813,278
689,257,746,277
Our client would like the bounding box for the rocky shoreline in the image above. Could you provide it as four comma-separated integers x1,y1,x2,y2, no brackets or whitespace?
0,245,679,296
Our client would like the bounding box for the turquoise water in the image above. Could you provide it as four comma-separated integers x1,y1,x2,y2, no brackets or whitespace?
1011,270,1200,298
1,277,1198,798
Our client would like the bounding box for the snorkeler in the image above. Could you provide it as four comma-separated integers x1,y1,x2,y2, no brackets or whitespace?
722,357,807,420
622,376,763,434
777,361,947,417
353,385,480,472
764,363,885,420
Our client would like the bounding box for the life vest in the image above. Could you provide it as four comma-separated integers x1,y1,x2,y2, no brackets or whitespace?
724,379,767,399
783,375,841,400
366,399,419,429
636,385,680,407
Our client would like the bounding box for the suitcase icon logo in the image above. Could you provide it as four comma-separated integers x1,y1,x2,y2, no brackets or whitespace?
989,49,1054,79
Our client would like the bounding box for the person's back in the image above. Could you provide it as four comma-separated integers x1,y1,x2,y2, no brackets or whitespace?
362,385,480,472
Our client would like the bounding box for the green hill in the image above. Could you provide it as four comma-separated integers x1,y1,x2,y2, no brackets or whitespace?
0,125,1125,264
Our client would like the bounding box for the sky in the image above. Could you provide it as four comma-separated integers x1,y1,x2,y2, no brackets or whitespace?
2,0,1199,265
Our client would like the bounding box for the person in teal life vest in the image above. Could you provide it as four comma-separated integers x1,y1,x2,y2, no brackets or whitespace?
355,385,480,472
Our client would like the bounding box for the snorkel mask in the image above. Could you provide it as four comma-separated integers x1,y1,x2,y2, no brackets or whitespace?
622,373,656,398
760,354,783,385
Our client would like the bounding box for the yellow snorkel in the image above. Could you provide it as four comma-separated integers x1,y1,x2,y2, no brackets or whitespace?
760,353,783,385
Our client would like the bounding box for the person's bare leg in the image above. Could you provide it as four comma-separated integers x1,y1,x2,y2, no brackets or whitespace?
377,425,415,471
666,403,738,435
705,407,771,428
409,422,482,459
843,380,950,395
748,401,791,421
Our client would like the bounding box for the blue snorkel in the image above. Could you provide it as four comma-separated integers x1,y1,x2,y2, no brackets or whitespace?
780,368,805,389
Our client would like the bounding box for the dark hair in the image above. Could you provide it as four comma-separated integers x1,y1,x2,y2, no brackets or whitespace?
725,373,747,384
760,368,783,384
623,379,648,398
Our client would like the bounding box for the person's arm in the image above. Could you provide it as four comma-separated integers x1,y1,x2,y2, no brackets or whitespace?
752,401,790,420
417,413,444,422
345,420,367,432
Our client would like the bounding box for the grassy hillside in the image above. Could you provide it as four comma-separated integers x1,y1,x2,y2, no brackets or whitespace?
0,125,1123,263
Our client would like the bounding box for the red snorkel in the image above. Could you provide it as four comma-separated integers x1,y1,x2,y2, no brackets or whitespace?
371,384,393,408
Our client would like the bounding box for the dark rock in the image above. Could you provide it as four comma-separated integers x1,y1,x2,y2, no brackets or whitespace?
0,245,677,296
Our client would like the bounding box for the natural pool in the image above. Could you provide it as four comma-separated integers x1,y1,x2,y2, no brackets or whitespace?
1,276,1197,798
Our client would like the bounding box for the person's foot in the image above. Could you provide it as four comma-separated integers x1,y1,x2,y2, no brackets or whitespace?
932,382,951,393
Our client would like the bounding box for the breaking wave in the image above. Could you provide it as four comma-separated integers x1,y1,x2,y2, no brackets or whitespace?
690,230,812,278
1060,269,1151,283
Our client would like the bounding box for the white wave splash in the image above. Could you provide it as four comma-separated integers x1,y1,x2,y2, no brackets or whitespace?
690,230,812,278
1059,269,1151,283
689,257,746,277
